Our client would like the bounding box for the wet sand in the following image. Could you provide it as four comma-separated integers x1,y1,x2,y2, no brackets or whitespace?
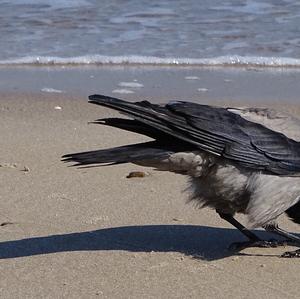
1,65,300,104
0,67,300,298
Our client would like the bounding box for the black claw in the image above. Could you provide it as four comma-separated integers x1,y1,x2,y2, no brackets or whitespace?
281,249,300,258
229,239,288,251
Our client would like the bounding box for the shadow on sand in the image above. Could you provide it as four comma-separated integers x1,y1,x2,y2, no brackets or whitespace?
0,225,289,260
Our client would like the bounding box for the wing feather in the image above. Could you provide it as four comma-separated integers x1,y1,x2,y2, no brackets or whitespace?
88,94,300,175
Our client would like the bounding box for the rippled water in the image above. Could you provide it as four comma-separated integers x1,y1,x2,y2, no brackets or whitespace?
2,0,300,66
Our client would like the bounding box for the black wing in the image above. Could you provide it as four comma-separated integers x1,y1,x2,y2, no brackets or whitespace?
86,94,300,175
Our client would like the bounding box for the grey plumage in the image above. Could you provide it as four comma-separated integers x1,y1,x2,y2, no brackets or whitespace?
63,94,300,256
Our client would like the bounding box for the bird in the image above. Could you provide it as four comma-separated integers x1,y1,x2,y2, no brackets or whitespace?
63,94,300,258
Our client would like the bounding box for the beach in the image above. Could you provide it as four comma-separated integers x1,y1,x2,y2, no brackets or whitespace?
0,66,300,298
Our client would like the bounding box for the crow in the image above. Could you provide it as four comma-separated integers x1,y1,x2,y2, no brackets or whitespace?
63,94,300,257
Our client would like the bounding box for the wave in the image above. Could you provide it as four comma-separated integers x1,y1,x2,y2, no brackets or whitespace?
1,55,300,67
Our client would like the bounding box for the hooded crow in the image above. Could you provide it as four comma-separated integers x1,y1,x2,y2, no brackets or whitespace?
63,94,300,257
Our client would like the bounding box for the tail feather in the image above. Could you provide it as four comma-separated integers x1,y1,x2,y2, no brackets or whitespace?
92,117,174,141
62,141,174,167
62,95,196,168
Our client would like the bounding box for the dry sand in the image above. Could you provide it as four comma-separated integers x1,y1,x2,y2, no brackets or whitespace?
1,67,300,298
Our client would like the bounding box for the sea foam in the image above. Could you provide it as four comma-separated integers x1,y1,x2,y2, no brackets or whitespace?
1,55,300,68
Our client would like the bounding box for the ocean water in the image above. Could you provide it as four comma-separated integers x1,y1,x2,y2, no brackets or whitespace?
2,0,300,67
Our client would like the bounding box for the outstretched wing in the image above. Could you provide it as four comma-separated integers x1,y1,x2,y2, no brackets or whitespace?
88,94,300,175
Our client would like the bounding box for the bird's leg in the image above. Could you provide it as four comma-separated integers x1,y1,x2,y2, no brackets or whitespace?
263,223,300,244
217,212,285,251
217,211,260,241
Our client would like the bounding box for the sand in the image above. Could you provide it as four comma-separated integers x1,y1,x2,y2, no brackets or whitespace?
0,67,300,298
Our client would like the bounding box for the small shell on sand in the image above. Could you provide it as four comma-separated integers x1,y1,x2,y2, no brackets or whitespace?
126,171,149,178
185,76,200,80
112,89,135,94
41,87,63,93
172,218,183,222
118,82,144,88
197,88,209,92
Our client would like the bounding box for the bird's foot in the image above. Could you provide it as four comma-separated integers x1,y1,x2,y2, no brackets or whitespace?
229,239,289,251
281,249,300,258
